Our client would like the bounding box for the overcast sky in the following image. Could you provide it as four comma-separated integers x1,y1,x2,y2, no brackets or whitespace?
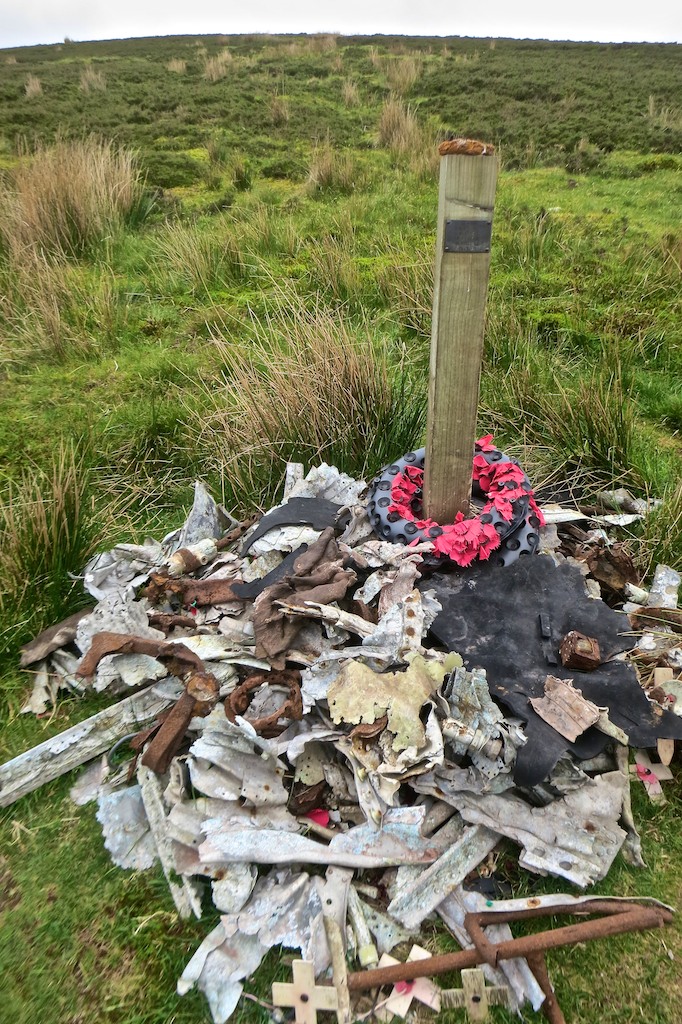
1,0,680,50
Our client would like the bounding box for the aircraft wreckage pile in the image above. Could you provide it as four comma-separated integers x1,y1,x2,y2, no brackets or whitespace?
4,464,681,1024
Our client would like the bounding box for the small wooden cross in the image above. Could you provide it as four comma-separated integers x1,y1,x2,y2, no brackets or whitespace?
441,968,510,1022
272,960,339,1024
375,945,441,1021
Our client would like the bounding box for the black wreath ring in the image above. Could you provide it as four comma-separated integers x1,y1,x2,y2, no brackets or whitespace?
366,445,543,566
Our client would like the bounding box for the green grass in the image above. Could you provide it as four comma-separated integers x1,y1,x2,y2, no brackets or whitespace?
0,29,681,1024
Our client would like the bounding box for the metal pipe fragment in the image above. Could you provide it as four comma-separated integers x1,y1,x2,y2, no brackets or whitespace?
347,903,672,991
525,954,566,1024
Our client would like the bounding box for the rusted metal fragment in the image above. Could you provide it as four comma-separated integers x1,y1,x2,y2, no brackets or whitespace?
347,900,673,992
215,514,259,552
168,539,219,578
631,606,682,633
452,772,627,887
137,762,202,918
96,784,158,869
438,887,543,1012
143,571,243,608
227,669,303,736
0,681,181,807
529,676,601,743
148,612,198,631
139,671,219,774
387,823,499,929
199,806,441,870
20,608,93,668
253,529,356,668
77,631,205,679
559,631,601,671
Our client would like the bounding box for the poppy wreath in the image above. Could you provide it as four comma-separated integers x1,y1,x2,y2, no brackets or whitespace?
366,435,545,567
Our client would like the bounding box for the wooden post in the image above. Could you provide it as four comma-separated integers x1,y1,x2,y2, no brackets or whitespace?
423,139,498,523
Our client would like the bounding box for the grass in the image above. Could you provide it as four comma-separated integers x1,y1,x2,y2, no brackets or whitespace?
202,48,233,81
306,142,361,194
0,137,148,258
0,445,106,697
193,296,426,511
0,29,680,1024
377,97,424,153
24,73,42,97
79,65,106,93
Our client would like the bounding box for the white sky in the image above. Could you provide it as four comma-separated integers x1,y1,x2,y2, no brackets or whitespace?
1,0,680,50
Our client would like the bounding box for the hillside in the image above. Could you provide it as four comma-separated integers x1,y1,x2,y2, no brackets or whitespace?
0,32,681,1024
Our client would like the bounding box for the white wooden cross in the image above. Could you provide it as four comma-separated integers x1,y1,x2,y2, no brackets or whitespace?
441,967,510,1022
272,960,339,1024
374,945,441,1021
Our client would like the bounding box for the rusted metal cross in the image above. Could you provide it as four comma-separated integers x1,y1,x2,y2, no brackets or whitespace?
272,960,339,1024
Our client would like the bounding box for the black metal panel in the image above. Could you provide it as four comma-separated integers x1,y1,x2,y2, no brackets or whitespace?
444,218,492,253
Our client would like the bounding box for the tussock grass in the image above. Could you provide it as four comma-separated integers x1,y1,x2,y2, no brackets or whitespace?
484,338,643,490
152,218,248,294
637,479,682,573
454,50,481,64
385,55,423,94
206,131,231,168
269,91,290,126
24,74,42,98
203,48,233,81
79,65,106,93
308,34,338,53
375,244,433,335
193,296,426,510
0,248,124,363
0,445,106,669
166,57,186,73
0,137,147,258
306,142,360,194
306,234,364,305
342,78,360,107
238,203,300,257
377,97,424,154
368,45,383,70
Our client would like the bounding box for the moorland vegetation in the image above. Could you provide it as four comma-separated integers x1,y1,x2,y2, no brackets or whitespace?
0,32,681,1024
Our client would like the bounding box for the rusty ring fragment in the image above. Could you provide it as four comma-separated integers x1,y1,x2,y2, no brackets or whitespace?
226,669,303,737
